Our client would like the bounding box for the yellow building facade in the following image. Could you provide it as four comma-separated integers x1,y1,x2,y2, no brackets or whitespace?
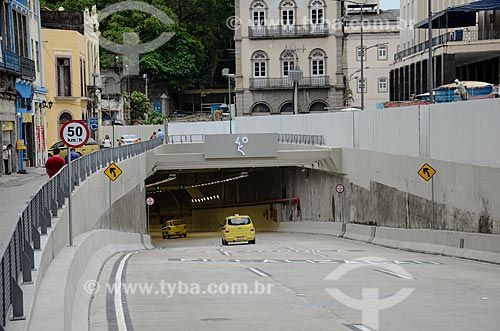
41,8,100,148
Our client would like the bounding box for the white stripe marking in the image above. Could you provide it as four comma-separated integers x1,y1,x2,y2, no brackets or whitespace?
376,269,414,280
248,267,271,277
352,324,373,331
115,252,133,331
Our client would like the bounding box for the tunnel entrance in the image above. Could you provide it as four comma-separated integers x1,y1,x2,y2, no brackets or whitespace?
144,166,341,242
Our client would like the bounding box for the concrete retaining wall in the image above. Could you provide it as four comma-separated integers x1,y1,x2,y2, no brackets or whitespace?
29,230,151,331
270,221,500,264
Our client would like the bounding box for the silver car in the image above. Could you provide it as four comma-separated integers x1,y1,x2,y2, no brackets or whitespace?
118,134,140,145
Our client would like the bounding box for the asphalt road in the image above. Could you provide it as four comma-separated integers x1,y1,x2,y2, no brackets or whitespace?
89,232,500,331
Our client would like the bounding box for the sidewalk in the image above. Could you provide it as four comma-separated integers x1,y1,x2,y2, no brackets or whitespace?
0,167,48,246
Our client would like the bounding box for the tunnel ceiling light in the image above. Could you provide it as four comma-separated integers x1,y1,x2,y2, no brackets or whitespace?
186,173,249,189
145,176,177,188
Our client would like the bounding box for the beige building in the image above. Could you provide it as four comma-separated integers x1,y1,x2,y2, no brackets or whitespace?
235,0,345,115
343,4,399,109
391,0,500,101
41,8,100,147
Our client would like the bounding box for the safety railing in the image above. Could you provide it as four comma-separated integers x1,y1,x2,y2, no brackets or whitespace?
0,138,162,327
278,134,325,146
167,135,205,144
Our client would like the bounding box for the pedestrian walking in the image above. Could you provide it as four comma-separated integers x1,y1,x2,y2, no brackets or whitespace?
150,131,157,140
102,134,112,148
455,79,468,101
64,147,81,164
45,147,66,178
2,144,12,175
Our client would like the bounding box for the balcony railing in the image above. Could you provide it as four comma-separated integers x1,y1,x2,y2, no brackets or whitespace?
20,57,36,81
1,50,21,73
248,24,329,39
250,76,330,89
1,50,36,80
395,29,500,62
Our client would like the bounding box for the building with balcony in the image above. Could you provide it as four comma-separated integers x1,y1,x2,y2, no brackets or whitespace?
235,0,345,115
0,0,43,175
41,7,100,148
343,3,399,109
390,0,500,101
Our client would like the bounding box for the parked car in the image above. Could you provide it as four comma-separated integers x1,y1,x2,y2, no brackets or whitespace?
48,138,100,158
221,214,255,245
162,219,187,239
118,134,140,146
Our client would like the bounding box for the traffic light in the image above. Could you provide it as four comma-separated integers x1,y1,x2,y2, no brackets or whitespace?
178,184,185,190
156,186,161,191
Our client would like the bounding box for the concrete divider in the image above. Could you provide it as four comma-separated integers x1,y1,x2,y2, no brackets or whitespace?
276,221,344,236
343,223,376,242
372,227,500,264
28,229,151,331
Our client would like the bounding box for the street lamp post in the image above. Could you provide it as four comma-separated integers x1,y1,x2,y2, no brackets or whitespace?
427,0,434,103
336,0,365,109
222,68,235,134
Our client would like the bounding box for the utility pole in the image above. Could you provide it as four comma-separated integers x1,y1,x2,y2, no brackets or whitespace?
427,0,434,103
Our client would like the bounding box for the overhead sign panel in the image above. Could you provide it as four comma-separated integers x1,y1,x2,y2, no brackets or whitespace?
205,133,278,159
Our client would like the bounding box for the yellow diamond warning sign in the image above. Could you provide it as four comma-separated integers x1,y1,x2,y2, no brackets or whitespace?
104,163,123,181
418,163,436,181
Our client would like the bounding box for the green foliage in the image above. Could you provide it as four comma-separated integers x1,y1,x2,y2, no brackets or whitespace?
41,0,234,90
129,91,151,121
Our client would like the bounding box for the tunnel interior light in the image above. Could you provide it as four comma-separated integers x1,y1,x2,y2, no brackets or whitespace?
146,175,177,188
191,194,221,204
186,173,249,189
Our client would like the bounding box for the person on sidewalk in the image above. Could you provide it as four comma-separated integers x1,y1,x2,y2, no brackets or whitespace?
64,147,80,164
102,134,112,148
2,144,12,175
45,147,66,178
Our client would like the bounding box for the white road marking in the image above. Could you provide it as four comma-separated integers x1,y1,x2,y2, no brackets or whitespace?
376,269,414,280
247,267,271,277
310,252,328,258
352,324,374,331
115,252,134,331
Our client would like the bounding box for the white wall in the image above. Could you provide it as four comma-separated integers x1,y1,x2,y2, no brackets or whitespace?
167,99,500,168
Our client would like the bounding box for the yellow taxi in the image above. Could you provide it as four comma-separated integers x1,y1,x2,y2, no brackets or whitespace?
221,214,255,245
48,138,100,158
162,219,187,239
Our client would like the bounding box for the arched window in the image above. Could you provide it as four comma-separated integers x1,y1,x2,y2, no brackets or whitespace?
251,1,266,27
310,0,325,25
279,101,294,113
281,50,295,78
251,51,268,88
310,49,326,77
252,51,268,78
251,102,271,114
280,0,296,34
58,112,73,134
309,101,328,112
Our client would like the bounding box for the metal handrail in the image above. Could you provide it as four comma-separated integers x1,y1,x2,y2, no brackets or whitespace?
0,138,162,326
278,134,325,146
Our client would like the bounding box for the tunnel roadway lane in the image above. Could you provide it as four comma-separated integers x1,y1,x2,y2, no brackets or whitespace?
89,232,500,331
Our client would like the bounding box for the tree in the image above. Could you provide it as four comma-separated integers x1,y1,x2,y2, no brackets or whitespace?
129,91,151,122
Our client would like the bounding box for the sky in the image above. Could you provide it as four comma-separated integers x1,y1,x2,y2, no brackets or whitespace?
380,0,400,9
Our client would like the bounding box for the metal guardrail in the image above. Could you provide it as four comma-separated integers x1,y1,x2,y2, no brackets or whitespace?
278,134,325,146
250,76,330,89
248,24,329,39
0,138,162,327
167,135,205,144
168,134,324,146
394,29,500,62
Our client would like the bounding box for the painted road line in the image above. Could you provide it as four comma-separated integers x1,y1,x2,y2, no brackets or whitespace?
310,252,328,258
376,269,414,280
345,324,375,331
115,252,134,331
247,267,272,277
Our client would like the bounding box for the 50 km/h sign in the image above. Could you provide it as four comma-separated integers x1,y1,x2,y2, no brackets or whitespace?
60,120,90,148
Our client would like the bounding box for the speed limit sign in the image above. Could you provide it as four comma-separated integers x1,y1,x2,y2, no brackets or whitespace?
60,120,90,148
146,197,155,206
336,184,345,194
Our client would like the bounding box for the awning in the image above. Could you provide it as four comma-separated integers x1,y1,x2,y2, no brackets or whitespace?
415,0,500,29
